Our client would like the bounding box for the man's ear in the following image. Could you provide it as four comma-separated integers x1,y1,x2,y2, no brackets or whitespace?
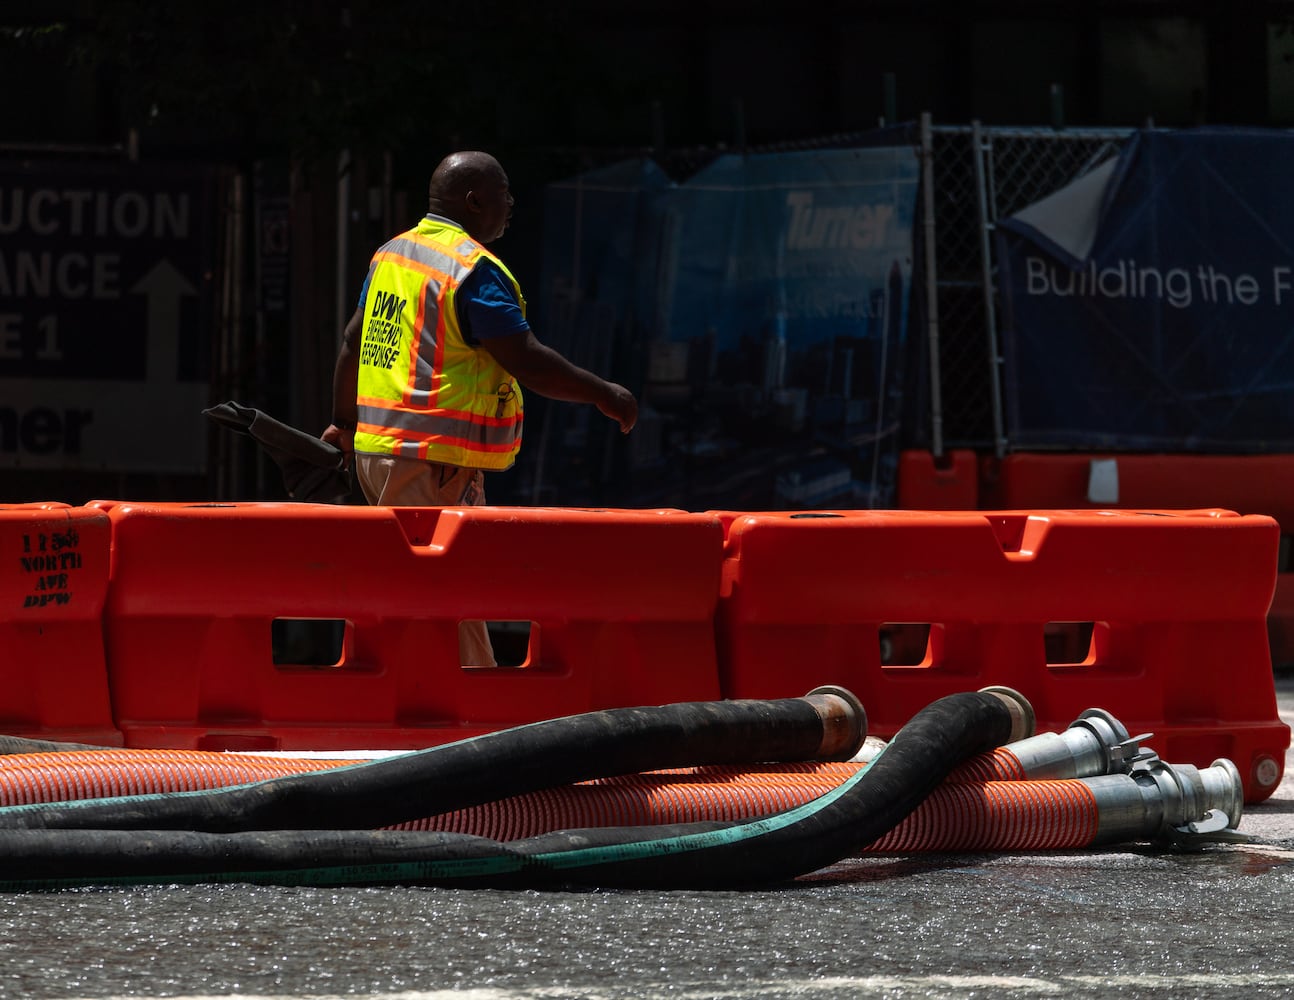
465,191,480,212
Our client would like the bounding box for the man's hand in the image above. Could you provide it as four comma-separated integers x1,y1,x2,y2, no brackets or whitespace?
321,424,355,462
598,382,638,434
481,330,638,433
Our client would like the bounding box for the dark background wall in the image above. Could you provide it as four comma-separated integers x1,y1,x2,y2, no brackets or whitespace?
7,2,1294,175
5,0,1292,287
4,0,1294,503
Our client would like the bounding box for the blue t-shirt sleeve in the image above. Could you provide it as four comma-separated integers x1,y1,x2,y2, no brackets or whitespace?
458,259,530,342
356,269,372,313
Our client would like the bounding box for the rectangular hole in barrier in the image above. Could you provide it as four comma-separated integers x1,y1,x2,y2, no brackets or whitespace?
1045,621,1096,666
462,620,534,669
880,623,932,666
272,618,347,668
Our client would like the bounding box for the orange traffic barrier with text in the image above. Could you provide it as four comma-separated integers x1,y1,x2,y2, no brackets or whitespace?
92,501,724,751
713,508,1290,803
0,503,121,745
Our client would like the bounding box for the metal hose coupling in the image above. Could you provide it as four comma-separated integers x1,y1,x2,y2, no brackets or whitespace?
1086,757,1246,848
803,686,868,761
997,707,1154,780
977,686,1036,742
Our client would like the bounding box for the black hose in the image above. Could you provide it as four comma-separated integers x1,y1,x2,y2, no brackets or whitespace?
0,828,524,890
0,735,108,755
0,690,865,833
503,689,1026,887
0,690,1024,891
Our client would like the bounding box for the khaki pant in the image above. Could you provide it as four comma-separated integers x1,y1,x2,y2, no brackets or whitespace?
355,453,496,667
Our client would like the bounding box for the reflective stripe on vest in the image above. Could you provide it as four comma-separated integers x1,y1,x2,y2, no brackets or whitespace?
352,216,524,470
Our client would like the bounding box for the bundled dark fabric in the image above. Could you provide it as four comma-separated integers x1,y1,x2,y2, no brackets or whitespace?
204,401,352,504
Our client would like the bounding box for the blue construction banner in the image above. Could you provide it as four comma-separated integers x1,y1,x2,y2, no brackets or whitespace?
536,144,920,509
998,127,1294,452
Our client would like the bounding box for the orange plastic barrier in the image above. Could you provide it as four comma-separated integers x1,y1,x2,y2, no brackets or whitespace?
713,508,1290,802
993,453,1294,522
993,452,1294,668
896,449,980,509
1267,581,1294,674
91,501,724,751
0,503,121,745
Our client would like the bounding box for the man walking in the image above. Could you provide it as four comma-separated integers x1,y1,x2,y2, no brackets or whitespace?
324,150,637,664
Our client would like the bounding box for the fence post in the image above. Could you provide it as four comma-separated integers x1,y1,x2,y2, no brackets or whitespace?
920,112,945,457
971,121,1008,459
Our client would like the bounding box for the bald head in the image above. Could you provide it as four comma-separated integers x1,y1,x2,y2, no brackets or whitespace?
427,151,513,243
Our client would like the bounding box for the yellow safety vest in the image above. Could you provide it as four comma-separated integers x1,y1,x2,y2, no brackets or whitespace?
352,215,524,469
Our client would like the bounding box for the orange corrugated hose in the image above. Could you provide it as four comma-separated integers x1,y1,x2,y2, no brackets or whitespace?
0,747,1029,807
864,779,1100,851
398,768,1102,850
946,746,1030,782
0,745,1097,852
0,749,344,805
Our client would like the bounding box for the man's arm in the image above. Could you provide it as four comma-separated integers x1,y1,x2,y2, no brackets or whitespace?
482,330,638,433
322,307,363,453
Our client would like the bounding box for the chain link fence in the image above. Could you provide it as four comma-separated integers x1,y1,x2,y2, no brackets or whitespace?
920,119,1133,454
536,120,1138,464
